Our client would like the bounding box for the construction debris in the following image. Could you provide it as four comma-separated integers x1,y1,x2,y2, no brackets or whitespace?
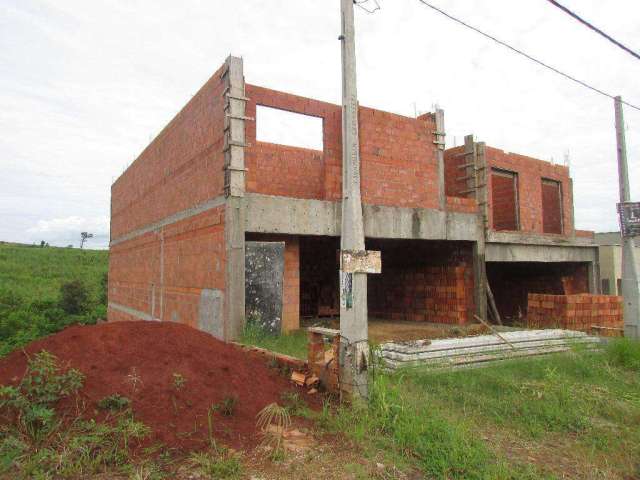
379,329,601,370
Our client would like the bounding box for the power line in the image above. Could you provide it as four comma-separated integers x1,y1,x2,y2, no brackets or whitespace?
545,0,640,62
415,0,640,112
355,0,380,15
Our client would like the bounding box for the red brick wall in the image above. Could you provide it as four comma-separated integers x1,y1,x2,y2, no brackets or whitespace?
487,262,589,322
491,169,519,231
527,293,622,332
367,241,475,324
486,147,574,235
108,207,226,328
443,145,467,197
111,63,227,240
541,179,563,234
109,61,228,330
446,196,478,214
245,85,440,209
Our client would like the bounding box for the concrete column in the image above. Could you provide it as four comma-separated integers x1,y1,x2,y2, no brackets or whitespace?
339,0,368,399
222,56,247,341
469,137,488,321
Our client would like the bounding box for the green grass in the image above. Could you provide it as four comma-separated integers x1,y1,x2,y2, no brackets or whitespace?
0,243,107,302
304,340,640,479
0,243,108,356
239,321,308,359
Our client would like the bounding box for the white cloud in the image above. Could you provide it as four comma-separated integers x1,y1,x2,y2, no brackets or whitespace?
27,216,109,249
0,0,638,245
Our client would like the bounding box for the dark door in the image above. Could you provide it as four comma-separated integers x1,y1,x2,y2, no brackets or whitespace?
245,241,285,334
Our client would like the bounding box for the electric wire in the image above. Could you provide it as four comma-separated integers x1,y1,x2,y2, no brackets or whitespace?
414,0,640,112
545,0,640,62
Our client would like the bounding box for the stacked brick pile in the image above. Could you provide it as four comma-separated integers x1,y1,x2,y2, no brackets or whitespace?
369,265,469,325
527,293,623,332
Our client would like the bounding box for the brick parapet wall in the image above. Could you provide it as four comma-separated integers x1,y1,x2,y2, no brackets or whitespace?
485,147,574,236
245,84,440,210
526,293,622,332
111,63,227,240
446,195,478,214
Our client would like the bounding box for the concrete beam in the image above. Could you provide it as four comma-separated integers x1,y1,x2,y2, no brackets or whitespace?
486,243,598,263
487,230,595,247
244,193,478,241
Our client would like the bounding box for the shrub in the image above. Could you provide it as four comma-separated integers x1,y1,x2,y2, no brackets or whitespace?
98,394,131,412
99,272,108,306
59,280,90,315
214,396,238,417
0,350,84,442
606,337,640,371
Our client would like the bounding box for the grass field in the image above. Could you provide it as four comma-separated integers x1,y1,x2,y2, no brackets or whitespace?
2,241,639,478
244,327,640,479
0,242,108,356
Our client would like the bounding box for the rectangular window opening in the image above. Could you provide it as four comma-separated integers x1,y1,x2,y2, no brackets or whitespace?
491,168,519,231
256,105,323,151
541,178,563,234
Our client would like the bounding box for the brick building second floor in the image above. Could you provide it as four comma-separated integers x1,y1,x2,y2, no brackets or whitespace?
444,142,594,242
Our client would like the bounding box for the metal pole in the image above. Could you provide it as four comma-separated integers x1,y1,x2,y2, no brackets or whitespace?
339,0,368,398
614,96,640,339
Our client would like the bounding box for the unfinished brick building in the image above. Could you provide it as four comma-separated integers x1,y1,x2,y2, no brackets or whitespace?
108,56,599,339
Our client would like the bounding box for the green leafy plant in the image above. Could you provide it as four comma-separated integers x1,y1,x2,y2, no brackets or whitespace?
0,350,84,442
59,280,90,315
213,395,238,417
98,394,131,412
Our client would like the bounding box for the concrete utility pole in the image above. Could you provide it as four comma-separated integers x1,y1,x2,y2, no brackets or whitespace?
339,0,369,398
614,96,640,339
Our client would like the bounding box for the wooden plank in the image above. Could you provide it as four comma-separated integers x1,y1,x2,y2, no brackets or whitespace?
474,314,512,348
486,281,502,325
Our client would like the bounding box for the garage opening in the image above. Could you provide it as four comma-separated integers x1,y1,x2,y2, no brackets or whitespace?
299,237,477,342
486,261,589,324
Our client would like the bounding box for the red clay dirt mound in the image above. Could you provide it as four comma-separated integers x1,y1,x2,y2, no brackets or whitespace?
0,321,312,452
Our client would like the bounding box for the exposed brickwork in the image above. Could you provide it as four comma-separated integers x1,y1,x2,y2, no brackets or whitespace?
245,85,439,209
487,262,589,322
446,195,478,214
368,241,475,324
108,207,226,328
443,145,467,197
541,178,563,234
527,293,623,332
575,230,595,239
111,64,227,240
491,169,519,231
485,147,574,236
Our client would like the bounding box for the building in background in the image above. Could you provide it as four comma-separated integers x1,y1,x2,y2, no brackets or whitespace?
595,232,640,295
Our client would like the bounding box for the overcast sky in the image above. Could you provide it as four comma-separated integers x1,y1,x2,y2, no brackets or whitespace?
1,0,639,249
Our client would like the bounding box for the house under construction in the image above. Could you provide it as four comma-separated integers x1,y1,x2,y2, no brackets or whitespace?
108,56,599,339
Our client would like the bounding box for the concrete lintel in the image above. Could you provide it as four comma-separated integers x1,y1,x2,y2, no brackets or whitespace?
487,230,595,247
244,193,478,241
486,243,598,263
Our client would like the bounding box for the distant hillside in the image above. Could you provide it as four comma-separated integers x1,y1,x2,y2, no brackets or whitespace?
0,243,109,356
0,243,108,302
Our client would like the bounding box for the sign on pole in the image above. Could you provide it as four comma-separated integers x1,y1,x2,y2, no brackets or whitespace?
618,202,640,238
